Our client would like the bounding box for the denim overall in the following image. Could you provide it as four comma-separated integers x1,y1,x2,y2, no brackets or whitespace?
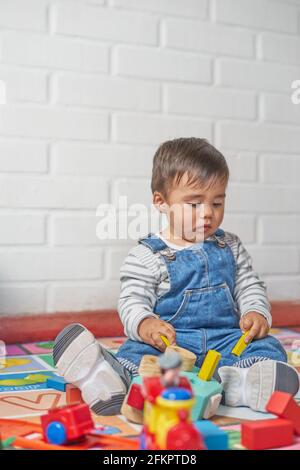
116,229,287,374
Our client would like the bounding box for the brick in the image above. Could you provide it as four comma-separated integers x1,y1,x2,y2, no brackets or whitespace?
260,216,300,244
261,154,300,184
259,33,300,66
52,143,154,176
222,214,256,244
0,0,47,32
166,85,256,120
225,152,257,182
0,140,48,173
111,0,208,18
0,213,45,244
47,281,121,311
247,247,300,274
50,213,136,247
266,391,300,435
215,0,298,33
55,74,160,112
0,285,46,314
163,18,254,57
241,418,293,450
226,184,300,213
112,178,152,206
216,122,300,153
0,176,109,209
114,45,212,83
112,114,212,145
0,32,109,73
216,59,300,93
53,3,158,45
263,277,300,300
0,67,47,103
0,106,109,141
0,249,103,281
262,94,300,125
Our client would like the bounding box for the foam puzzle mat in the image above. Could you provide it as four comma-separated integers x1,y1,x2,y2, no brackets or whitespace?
1,328,300,450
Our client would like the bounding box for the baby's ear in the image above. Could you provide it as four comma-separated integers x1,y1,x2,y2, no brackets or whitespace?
154,202,168,214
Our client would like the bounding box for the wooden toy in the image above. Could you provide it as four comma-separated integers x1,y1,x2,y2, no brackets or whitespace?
160,335,170,347
198,350,221,381
66,384,84,406
194,420,228,450
138,355,161,377
166,345,196,371
231,331,252,356
266,391,300,435
46,375,67,392
241,418,293,450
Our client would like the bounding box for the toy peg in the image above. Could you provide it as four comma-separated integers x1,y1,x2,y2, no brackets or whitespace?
160,335,171,347
231,331,252,357
198,350,221,381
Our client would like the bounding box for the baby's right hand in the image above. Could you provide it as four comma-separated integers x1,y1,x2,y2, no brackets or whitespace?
137,317,176,352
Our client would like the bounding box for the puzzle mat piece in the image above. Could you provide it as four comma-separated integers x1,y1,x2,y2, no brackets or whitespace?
0,355,53,374
21,341,54,355
5,345,28,356
0,390,66,418
0,371,58,393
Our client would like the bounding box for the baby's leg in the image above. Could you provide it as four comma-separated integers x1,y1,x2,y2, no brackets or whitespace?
206,328,299,412
53,324,132,415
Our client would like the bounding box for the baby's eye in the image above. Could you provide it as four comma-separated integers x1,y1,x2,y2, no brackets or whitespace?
187,203,202,208
213,203,223,207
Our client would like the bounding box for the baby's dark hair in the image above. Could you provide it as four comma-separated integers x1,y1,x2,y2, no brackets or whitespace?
151,137,229,198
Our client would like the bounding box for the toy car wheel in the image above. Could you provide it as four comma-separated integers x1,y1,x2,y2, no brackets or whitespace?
45,421,67,445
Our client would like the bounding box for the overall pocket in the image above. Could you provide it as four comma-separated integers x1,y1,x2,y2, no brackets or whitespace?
165,283,239,329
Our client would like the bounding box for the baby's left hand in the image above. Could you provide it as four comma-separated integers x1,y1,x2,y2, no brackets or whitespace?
239,311,270,344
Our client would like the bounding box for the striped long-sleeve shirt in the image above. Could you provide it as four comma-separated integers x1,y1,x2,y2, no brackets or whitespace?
118,231,272,341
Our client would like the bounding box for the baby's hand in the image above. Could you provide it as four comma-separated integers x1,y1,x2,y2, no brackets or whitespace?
239,311,270,343
138,317,176,352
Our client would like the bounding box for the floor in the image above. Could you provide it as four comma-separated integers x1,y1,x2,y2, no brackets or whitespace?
0,328,300,450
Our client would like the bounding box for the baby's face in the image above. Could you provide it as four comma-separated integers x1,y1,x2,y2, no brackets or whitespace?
157,172,227,243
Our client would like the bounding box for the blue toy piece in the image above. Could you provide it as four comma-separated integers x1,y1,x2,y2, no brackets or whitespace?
45,421,67,445
194,420,228,450
46,375,67,392
182,370,223,420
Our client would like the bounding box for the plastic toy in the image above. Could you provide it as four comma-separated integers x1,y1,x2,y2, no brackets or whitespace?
46,375,67,392
241,418,293,450
41,403,94,445
140,382,205,450
231,331,252,356
198,350,221,381
266,391,300,435
0,417,138,450
194,420,228,450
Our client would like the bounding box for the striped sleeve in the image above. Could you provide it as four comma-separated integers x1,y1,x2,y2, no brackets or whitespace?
117,244,161,341
224,232,272,328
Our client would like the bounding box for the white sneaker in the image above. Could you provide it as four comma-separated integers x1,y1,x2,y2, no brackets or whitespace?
53,323,132,415
218,360,300,412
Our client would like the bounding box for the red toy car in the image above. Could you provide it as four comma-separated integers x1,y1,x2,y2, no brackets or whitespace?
41,403,94,445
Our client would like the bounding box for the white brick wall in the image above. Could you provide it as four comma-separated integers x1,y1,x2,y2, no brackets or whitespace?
0,0,299,315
